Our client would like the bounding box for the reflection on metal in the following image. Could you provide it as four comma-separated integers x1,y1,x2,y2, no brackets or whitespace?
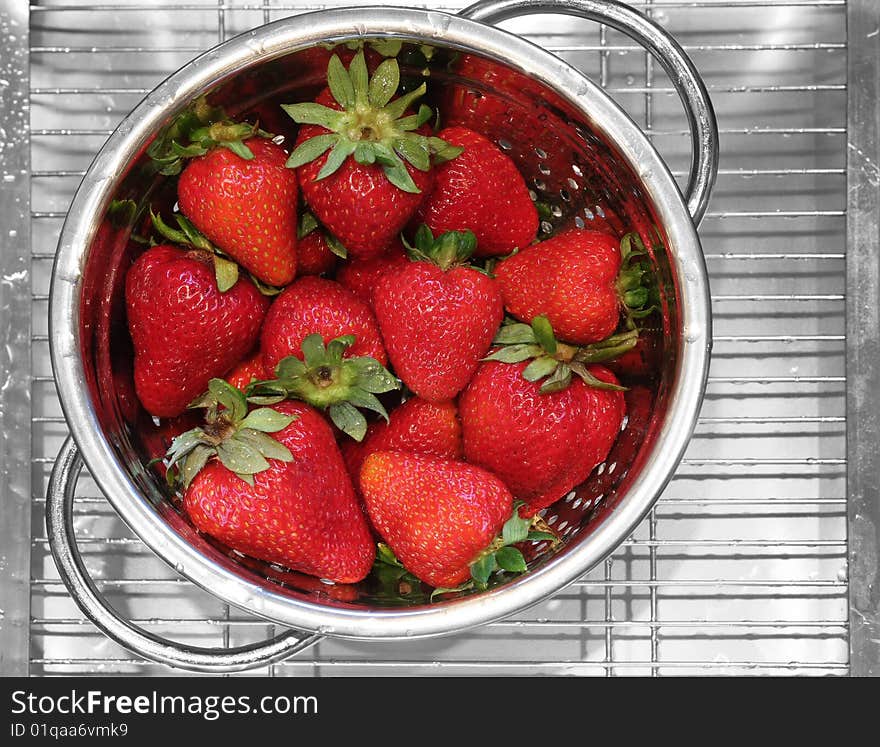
846,0,880,678
0,0,31,677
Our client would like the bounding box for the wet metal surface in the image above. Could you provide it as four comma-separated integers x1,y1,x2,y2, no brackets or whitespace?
9,0,856,675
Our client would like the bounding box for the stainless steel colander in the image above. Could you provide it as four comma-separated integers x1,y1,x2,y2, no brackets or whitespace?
46,0,717,673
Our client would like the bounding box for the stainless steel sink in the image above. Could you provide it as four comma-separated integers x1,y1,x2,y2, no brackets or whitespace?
1,0,876,676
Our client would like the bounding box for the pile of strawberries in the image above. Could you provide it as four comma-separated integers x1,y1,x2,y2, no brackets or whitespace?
125,47,657,599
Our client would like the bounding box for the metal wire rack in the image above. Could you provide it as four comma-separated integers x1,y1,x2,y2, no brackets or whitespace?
2,0,876,676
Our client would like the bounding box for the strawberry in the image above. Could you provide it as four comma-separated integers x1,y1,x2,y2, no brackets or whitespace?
177,137,298,287
416,126,538,257
361,451,545,589
341,397,463,481
260,276,387,371
460,320,626,516
495,229,655,345
147,99,299,287
295,212,342,276
282,51,461,259
372,226,503,402
225,350,268,390
168,382,375,583
335,240,408,310
125,245,268,418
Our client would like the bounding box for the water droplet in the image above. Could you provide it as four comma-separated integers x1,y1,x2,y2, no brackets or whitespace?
625,74,635,86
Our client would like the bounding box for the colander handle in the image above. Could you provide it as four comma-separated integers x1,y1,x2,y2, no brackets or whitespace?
460,0,719,225
46,436,322,673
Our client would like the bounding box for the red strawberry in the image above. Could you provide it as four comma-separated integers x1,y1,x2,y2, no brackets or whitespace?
295,212,340,277
373,227,503,402
177,393,375,583
360,451,514,588
495,228,654,345
336,240,408,310
125,245,268,418
225,350,268,390
283,52,461,260
260,276,387,372
178,137,298,286
417,126,538,257
341,397,463,481
296,229,337,276
606,331,661,381
459,358,626,516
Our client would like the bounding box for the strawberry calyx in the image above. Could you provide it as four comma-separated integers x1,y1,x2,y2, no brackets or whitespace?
402,224,477,271
282,51,462,194
485,315,631,394
432,502,561,599
245,334,400,441
615,231,659,321
147,96,272,176
163,379,297,489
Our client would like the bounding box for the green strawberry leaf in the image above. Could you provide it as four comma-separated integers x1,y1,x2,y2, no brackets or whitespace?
324,232,348,259
286,133,338,170
494,321,537,345
521,355,559,383
218,139,254,160
396,104,432,131
238,407,296,433
216,438,270,475
326,54,355,109
381,82,427,120
328,401,368,442
527,531,559,542
470,554,497,588
569,363,627,392
349,50,370,108
317,138,357,180
274,355,308,380
430,582,472,601
213,254,239,293
325,334,355,362
539,363,572,394
300,333,327,368
235,428,294,463
368,58,400,108
501,508,531,546
298,211,319,239
483,344,543,364
281,102,344,129
345,389,390,422
495,546,527,573
531,315,558,355
349,358,400,393
234,472,255,487
180,444,213,489
380,153,420,194
208,378,248,421
376,542,403,567
354,141,377,165
394,135,431,172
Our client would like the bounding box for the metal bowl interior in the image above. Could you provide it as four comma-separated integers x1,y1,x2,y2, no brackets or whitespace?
50,8,710,639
